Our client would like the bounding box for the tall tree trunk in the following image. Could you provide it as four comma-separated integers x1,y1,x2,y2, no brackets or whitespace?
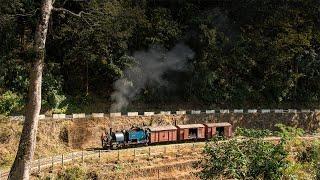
8,0,53,179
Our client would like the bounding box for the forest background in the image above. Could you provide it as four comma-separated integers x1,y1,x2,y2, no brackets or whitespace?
1,0,319,114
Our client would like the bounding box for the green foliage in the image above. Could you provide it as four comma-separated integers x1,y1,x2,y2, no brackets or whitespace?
199,138,288,179
1,0,320,110
283,163,315,180
275,124,304,140
200,126,320,179
0,91,24,115
235,127,274,138
57,165,86,180
55,165,98,180
283,140,320,179
0,153,15,170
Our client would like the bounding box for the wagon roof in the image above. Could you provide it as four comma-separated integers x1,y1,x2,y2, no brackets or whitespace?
205,122,231,127
148,125,177,131
176,124,205,128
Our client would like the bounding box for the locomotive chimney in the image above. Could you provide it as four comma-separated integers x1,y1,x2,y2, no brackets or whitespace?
109,128,112,134
174,120,177,126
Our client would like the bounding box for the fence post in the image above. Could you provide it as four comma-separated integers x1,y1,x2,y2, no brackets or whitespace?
99,150,101,160
71,152,73,161
148,147,151,157
38,158,41,172
62,154,64,167
82,151,84,164
117,150,120,161
51,156,54,169
157,169,160,179
133,149,136,160
176,145,180,157
164,146,166,155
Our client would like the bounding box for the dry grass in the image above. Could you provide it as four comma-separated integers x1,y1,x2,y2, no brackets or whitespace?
33,143,205,179
0,119,78,171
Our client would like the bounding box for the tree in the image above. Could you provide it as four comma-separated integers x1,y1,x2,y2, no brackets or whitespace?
8,0,53,179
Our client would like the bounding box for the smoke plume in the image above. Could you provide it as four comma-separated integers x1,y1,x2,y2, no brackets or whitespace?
110,43,194,112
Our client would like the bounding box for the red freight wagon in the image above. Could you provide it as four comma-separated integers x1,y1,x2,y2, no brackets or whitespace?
204,122,232,139
148,125,178,144
176,124,205,141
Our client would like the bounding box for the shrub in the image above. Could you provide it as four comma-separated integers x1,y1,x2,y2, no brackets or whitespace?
0,128,12,143
198,138,288,179
275,124,304,140
198,125,301,179
198,139,248,179
0,91,24,115
199,125,319,179
235,127,273,138
57,166,86,180
44,90,68,114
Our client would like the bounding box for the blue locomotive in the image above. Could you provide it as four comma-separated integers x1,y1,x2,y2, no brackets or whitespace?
101,127,150,149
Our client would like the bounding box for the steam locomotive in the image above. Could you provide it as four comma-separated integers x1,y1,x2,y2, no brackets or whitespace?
101,122,232,149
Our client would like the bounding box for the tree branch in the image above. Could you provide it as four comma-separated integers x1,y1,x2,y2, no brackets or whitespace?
53,7,90,17
1,9,39,20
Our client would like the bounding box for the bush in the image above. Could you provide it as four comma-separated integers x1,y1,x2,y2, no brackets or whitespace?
275,124,304,139
57,166,86,180
198,138,288,179
0,152,15,169
235,127,274,138
0,128,12,143
43,90,68,114
0,91,24,115
199,125,320,179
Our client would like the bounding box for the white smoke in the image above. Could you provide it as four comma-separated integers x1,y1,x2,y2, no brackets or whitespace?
110,43,195,112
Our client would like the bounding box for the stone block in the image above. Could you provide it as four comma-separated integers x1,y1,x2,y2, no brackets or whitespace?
205,110,215,114
261,109,271,113
39,114,46,119
176,111,186,115
110,112,121,117
191,110,201,114
233,109,243,113
72,113,86,118
274,109,283,113
159,111,171,115
220,109,230,113
301,109,311,113
53,114,66,119
144,112,155,116
128,112,139,116
92,113,104,118
9,116,25,121
288,109,297,113
248,109,257,113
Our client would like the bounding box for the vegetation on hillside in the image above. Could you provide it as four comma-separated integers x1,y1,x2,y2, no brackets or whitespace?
198,125,320,179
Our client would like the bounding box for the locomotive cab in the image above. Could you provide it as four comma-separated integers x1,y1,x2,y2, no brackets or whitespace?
125,127,149,145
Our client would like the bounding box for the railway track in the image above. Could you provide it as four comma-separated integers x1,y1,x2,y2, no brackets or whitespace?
1,135,320,179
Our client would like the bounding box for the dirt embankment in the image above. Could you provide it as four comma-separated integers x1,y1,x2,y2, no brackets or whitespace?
1,112,320,169
0,119,74,169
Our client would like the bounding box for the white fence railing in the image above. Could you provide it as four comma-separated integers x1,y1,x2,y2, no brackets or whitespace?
3,109,320,121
